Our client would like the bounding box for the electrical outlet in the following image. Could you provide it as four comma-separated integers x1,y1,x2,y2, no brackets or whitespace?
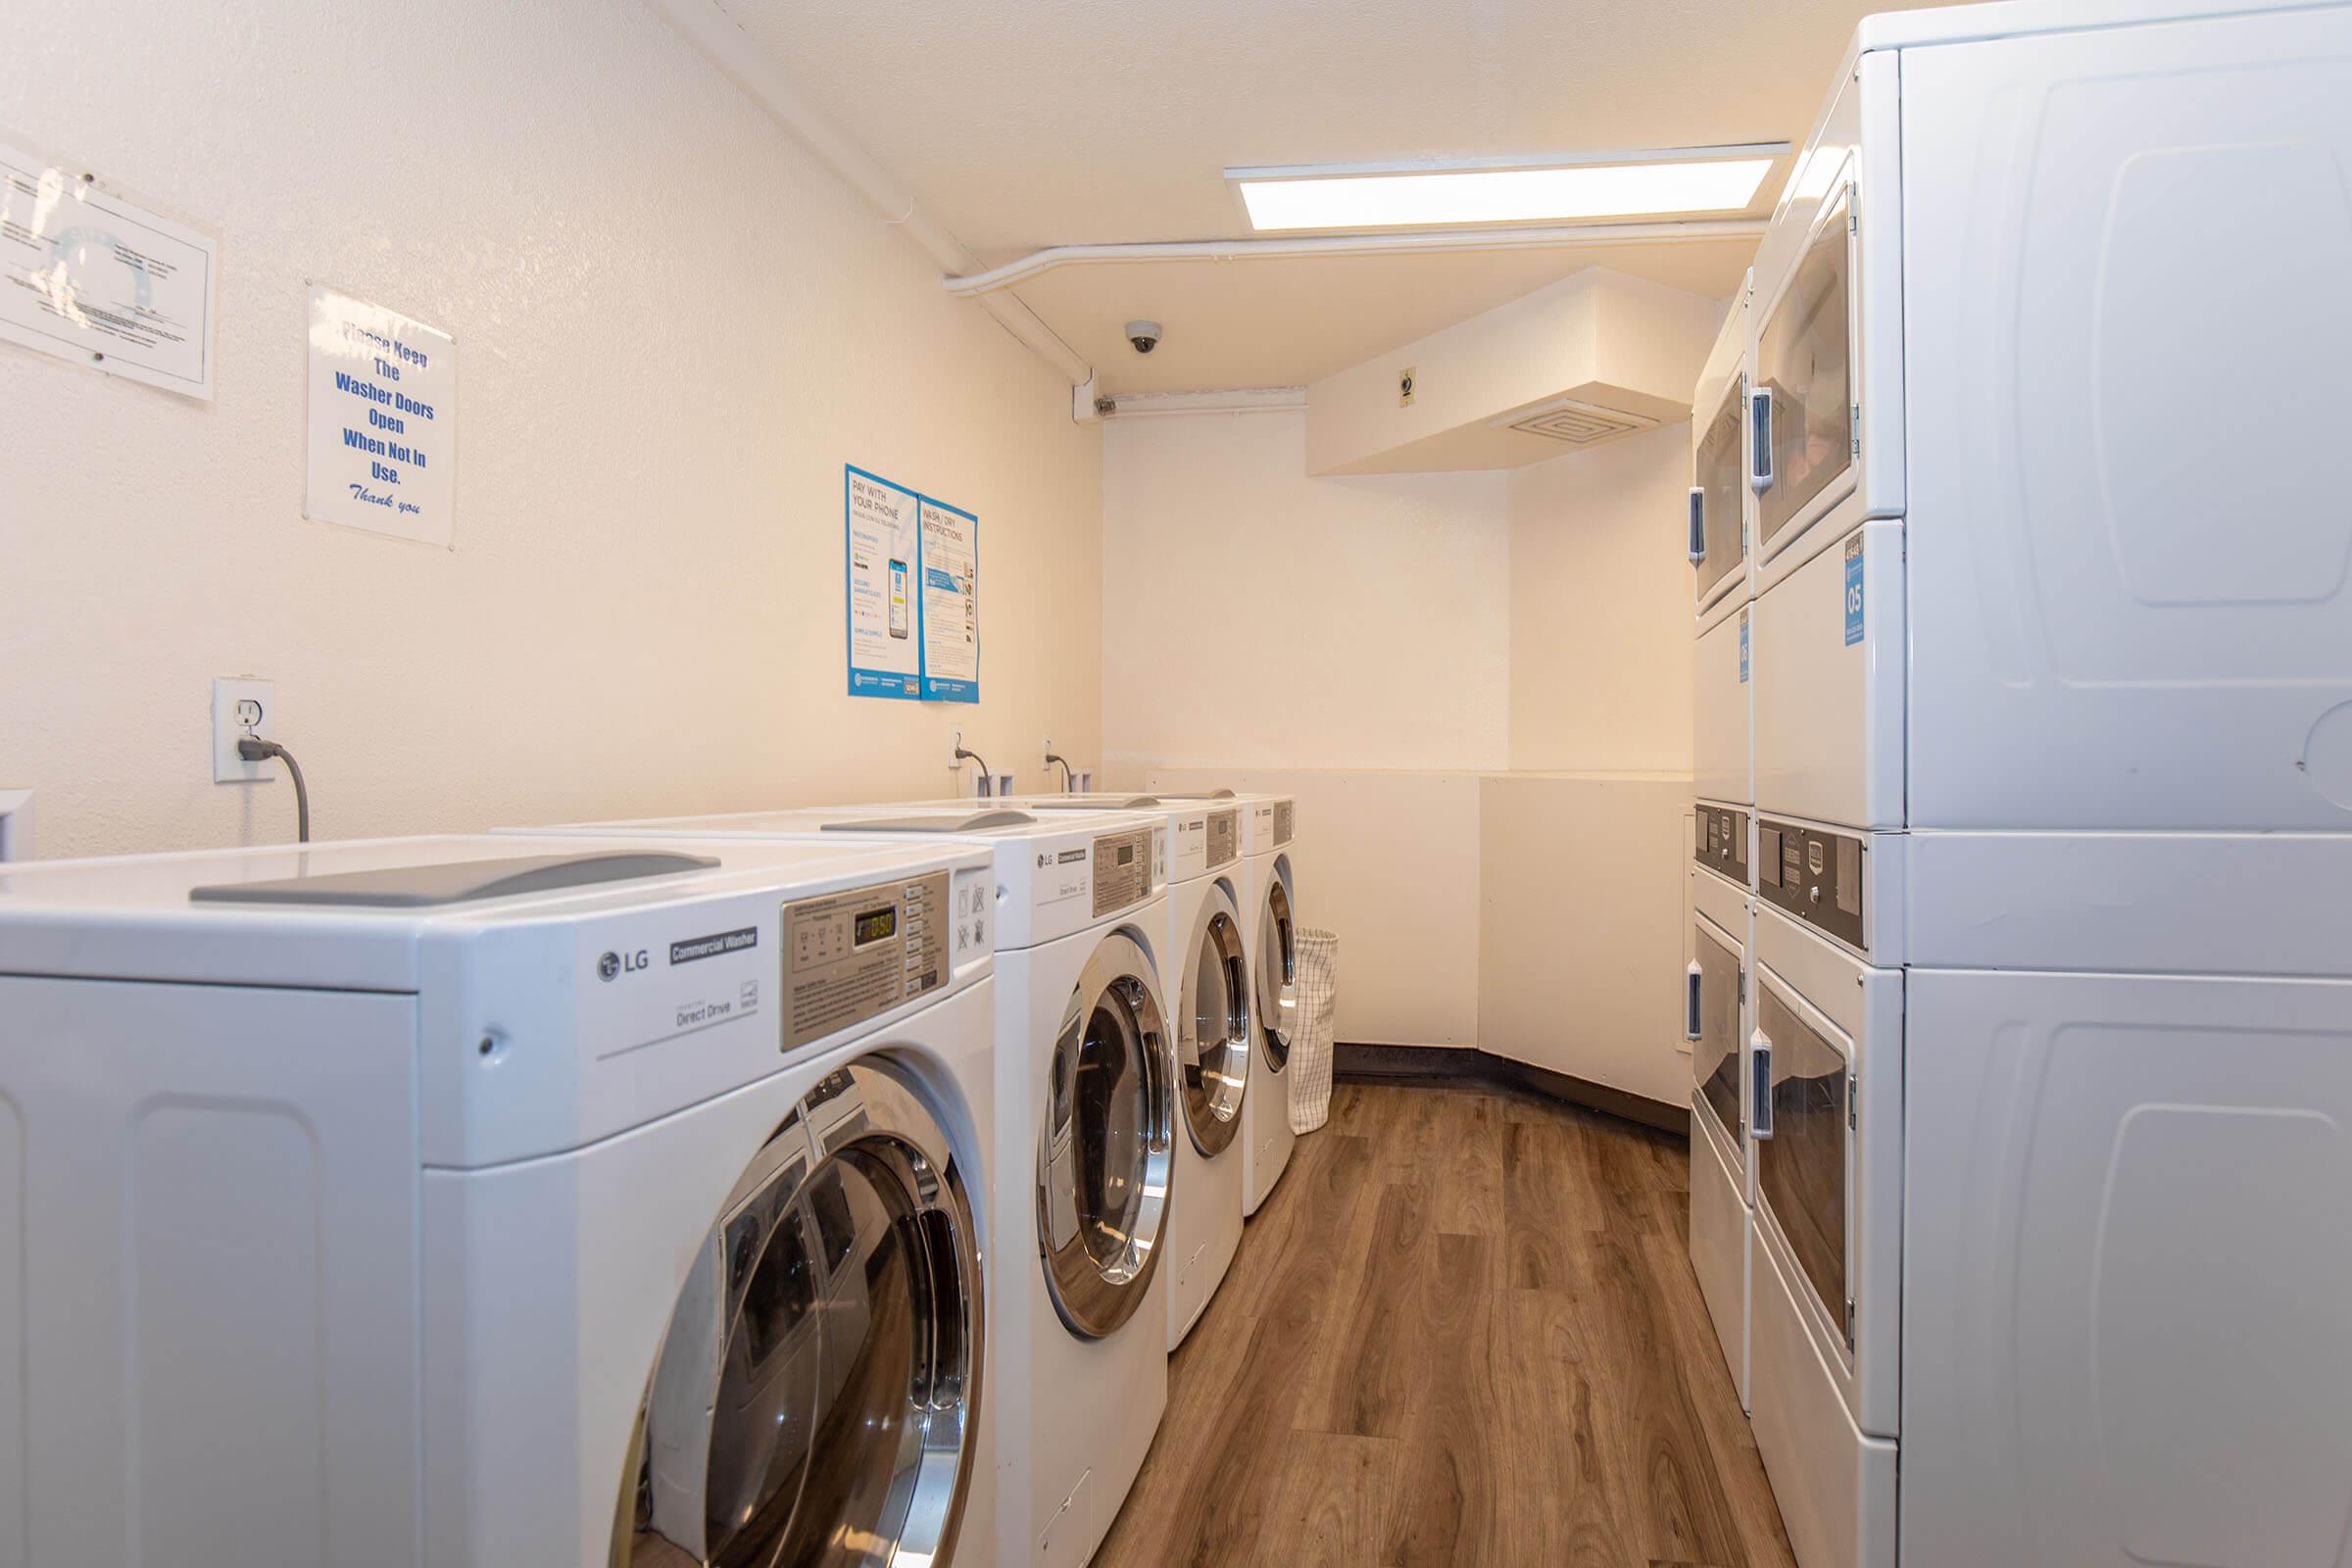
1399,366,1416,407
1042,736,1054,767
213,677,276,783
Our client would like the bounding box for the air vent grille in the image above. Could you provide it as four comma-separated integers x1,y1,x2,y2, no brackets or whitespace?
1502,397,1659,446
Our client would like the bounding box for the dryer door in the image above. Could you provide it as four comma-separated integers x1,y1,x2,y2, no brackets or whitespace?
1038,931,1175,1340
1254,867,1298,1076
626,1059,983,1568
1179,885,1250,1158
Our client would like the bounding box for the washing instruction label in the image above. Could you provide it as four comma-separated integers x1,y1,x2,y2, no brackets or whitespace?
1740,609,1750,682
1843,534,1865,647
846,466,922,698
305,286,457,547
918,496,979,703
0,142,217,398
845,466,980,703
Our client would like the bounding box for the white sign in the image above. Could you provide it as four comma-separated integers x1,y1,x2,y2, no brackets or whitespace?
846,466,923,699
305,286,457,548
0,143,217,399
917,497,979,703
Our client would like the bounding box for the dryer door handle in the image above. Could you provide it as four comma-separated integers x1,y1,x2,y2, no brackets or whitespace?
1685,960,1704,1041
1749,388,1775,495
1688,487,1707,564
1749,1028,1774,1141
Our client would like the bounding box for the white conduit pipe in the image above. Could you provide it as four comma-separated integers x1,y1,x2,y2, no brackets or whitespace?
942,218,1769,297
646,0,1093,386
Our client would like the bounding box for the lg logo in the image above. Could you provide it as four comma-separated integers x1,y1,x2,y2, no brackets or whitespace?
597,950,651,982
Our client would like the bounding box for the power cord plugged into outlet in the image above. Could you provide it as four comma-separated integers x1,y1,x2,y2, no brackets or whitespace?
236,734,311,843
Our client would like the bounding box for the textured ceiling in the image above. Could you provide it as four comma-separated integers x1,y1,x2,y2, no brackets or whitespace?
708,0,1945,389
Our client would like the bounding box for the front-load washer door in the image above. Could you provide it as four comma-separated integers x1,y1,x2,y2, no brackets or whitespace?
1254,871,1298,1077
627,1059,983,1568
1039,931,1175,1340
1179,886,1250,1157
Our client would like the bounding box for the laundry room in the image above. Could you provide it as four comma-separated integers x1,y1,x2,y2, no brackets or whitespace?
4,0,2350,1565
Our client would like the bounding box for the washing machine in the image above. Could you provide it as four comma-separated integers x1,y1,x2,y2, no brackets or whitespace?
1004,795,1251,1349
1144,792,1298,1216
0,832,998,1568
511,804,1174,1567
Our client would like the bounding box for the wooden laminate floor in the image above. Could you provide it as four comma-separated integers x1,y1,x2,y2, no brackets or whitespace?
1094,1082,1795,1568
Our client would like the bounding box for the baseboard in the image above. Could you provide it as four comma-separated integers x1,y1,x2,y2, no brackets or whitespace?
1333,1043,1689,1138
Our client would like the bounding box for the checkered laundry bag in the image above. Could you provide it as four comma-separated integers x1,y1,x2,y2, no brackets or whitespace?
1289,928,1339,1134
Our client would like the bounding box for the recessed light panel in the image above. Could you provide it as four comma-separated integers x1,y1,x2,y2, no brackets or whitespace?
1231,154,1778,233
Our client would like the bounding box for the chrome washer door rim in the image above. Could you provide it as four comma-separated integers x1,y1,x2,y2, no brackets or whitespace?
1178,887,1250,1157
1256,872,1298,1075
1037,930,1175,1340
625,1058,983,1568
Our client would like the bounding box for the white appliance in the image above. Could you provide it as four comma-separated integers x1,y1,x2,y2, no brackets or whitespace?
1720,5,2352,1565
513,804,1174,1568
1690,272,1755,818
1747,900,1902,1568
1007,795,1252,1349
1686,841,1752,1408
0,833,998,1568
1148,791,1298,1216
1748,0,2352,835
1689,277,1758,1412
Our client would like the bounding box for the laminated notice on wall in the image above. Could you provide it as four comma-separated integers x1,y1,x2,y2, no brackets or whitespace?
847,466,923,699
918,497,978,704
0,142,217,399
844,466,979,704
305,286,457,548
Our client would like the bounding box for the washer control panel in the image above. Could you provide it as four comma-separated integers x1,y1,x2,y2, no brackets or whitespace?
782,870,950,1049
1092,825,1155,916
1205,808,1240,869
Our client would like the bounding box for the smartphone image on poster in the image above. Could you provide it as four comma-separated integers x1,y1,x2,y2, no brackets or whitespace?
888,559,909,639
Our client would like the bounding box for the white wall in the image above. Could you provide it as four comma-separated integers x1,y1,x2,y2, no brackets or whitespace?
1508,419,1698,772
0,0,1102,859
1102,407,1699,1107
1100,410,1509,775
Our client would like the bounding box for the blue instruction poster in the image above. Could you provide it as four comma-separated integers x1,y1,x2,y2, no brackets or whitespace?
844,466,980,703
917,496,979,704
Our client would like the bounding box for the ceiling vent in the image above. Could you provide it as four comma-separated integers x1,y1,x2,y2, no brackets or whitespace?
1497,395,1659,447
1304,268,1720,475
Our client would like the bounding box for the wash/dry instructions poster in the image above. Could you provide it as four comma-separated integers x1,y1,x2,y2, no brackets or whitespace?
844,466,979,703
917,496,979,703
0,141,217,399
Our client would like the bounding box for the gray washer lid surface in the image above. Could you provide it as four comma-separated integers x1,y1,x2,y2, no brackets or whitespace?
819,810,1036,834
189,851,719,907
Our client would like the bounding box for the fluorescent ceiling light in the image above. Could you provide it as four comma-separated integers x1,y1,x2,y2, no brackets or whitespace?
1232,154,1778,233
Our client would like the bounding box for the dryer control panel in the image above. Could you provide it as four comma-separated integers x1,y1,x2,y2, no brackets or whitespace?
1694,804,1750,886
783,870,951,1049
1757,818,1866,954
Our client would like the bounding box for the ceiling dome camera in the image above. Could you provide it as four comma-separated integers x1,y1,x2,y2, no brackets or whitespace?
1125,319,1162,354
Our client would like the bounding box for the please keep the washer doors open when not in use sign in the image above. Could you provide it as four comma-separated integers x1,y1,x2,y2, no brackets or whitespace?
305,284,457,548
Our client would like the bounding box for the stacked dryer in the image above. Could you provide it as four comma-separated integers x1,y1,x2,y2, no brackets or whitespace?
1685,272,1758,1412
1706,5,2352,1567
